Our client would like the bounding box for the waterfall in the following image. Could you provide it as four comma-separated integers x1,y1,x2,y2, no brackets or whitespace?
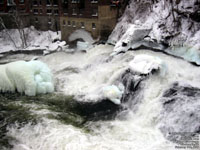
1,45,200,150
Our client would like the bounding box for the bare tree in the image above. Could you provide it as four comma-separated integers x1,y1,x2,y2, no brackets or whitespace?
11,9,28,48
0,17,18,48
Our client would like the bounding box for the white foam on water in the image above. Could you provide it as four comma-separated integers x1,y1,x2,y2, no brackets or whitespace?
7,45,200,150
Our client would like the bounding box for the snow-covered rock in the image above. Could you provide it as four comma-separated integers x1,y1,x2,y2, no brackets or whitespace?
0,60,54,96
102,85,123,105
109,0,200,64
129,54,165,75
113,24,151,53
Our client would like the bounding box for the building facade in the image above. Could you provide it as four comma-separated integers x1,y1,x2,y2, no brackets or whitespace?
60,0,118,41
0,0,119,40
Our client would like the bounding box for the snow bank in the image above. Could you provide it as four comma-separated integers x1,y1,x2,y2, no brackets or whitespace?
0,26,64,53
129,54,165,75
0,60,54,96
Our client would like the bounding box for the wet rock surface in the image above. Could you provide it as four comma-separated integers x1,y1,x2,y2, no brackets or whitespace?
159,82,200,142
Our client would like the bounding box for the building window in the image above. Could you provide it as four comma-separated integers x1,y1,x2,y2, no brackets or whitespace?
72,9,77,15
92,23,96,29
63,0,68,4
91,0,98,3
19,0,25,4
33,9,38,14
92,9,98,16
72,0,80,3
63,20,66,26
48,18,52,24
33,0,37,5
68,21,71,26
79,9,83,15
46,0,51,5
47,9,52,14
54,9,59,15
39,9,43,14
38,0,42,5
7,0,15,6
81,22,85,28
72,21,76,27
35,17,38,23
53,0,58,5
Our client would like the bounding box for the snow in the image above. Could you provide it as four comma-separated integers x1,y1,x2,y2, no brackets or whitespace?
109,0,200,64
0,26,65,53
102,85,123,105
129,54,165,75
113,24,151,53
0,60,54,96
68,29,95,44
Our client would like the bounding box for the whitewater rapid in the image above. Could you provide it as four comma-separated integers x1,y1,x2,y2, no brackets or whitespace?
6,45,200,150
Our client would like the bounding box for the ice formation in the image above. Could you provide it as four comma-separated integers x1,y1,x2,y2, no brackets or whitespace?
68,29,95,44
0,60,54,96
102,85,123,105
129,54,165,75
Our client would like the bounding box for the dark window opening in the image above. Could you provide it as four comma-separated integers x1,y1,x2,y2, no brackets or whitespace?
63,20,66,26
62,0,68,14
19,0,25,4
92,23,96,29
35,17,38,23
68,20,71,26
33,9,38,14
72,8,77,15
92,9,98,16
0,0,4,4
46,0,51,5
47,9,52,14
48,18,52,24
53,0,58,5
79,0,85,9
72,21,76,27
33,0,37,5
81,22,85,28
54,9,59,15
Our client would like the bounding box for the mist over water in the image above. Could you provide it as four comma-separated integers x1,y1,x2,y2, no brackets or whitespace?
5,45,200,150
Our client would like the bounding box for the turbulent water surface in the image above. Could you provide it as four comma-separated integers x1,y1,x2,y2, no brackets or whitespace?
1,44,200,150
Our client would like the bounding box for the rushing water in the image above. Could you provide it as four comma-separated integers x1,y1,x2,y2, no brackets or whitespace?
1,44,200,150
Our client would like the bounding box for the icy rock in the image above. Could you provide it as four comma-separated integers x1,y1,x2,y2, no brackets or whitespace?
0,60,54,96
159,82,200,142
102,85,123,105
129,54,165,75
113,24,151,53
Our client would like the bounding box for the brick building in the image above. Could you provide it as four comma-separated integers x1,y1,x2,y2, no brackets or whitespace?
0,0,119,40
0,0,30,28
60,0,118,41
